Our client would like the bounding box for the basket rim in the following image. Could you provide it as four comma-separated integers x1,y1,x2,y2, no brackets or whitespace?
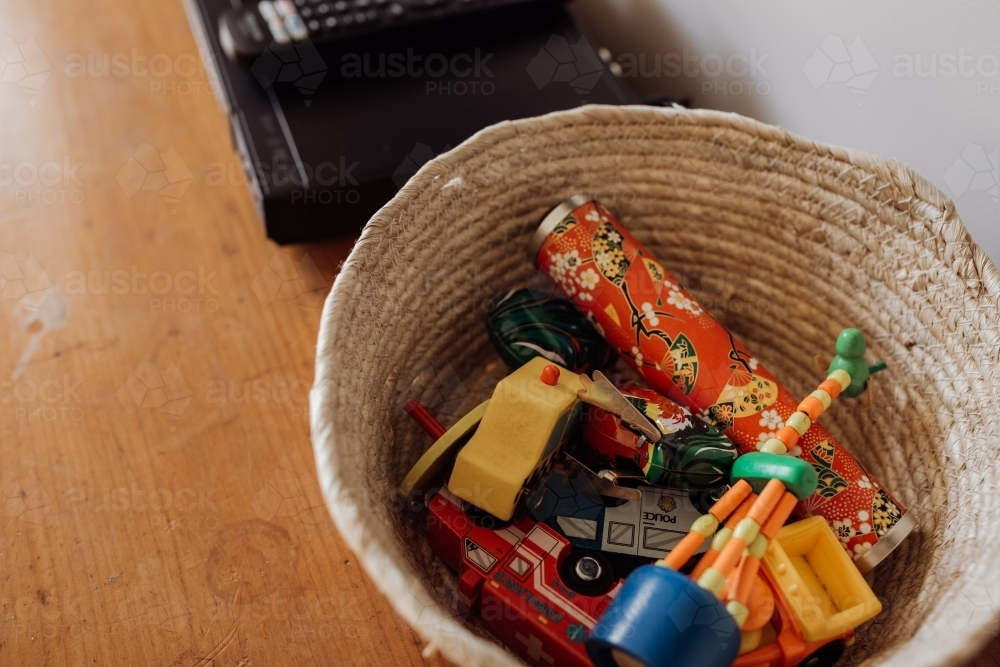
310,103,1000,667
356,103,999,303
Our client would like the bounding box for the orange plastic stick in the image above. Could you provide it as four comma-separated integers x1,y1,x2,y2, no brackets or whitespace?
709,479,753,521
663,531,709,570
731,554,763,607
713,479,786,578
664,481,755,571
746,479,786,525
691,550,718,581
691,494,757,580
727,493,758,528
709,535,748,578
761,493,799,539
732,492,798,607
739,572,774,633
720,557,737,600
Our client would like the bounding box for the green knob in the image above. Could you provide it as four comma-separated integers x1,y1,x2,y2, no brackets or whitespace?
828,328,870,398
731,452,818,501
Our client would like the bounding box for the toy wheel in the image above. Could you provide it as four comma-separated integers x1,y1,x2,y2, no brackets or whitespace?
797,639,845,667
463,502,510,530
560,549,614,596
587,565,740,667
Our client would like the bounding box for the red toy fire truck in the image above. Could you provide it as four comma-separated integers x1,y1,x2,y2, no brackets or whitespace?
400,360,878,667
427,487,617,667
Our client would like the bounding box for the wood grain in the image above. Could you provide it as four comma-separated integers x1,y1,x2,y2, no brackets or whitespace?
0,1,995,666
0,1,449,665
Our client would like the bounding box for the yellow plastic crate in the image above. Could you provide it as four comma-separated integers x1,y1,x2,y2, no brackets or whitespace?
763,516,883,643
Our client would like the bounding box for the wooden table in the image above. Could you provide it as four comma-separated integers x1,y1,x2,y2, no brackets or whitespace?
0,2,996,666
0,1,450,665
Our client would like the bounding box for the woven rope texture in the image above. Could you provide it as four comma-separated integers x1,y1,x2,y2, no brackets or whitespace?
311,105,1000,667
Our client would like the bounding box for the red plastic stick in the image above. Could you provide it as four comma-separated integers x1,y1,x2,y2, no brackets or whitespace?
405,399,447,440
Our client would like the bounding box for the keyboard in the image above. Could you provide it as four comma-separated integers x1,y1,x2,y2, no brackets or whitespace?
219,0,556,64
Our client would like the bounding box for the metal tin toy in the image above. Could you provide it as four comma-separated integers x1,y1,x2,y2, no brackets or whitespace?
531,196,913,572
582,385,737,494
487,288,613,373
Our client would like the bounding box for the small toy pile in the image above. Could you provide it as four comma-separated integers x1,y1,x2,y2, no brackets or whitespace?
398,197,912,667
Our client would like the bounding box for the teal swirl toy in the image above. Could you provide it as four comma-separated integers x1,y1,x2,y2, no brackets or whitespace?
487,289,613,373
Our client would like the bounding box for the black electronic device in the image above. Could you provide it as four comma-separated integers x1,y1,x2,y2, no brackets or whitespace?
219,0,558,65
184,0,639,243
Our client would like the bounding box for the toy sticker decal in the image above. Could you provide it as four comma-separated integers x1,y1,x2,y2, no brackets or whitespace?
606,521,636,548
525,525,559,554
642,526,685,552
508,556,532,577
601,488,705,557
464,537,498,572
496,525,526,545
556,516,598,540
515,632,555,665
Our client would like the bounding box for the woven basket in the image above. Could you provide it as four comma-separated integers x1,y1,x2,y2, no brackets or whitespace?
310,105,1000,667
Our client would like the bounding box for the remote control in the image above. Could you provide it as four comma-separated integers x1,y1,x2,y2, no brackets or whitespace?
219,0,555,65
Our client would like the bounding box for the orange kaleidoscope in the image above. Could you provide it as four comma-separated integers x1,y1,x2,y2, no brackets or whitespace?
534,198,910,570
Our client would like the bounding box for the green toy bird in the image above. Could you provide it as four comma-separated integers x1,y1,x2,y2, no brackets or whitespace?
827,328,887,398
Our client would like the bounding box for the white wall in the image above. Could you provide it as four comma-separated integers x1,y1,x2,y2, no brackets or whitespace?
570,0,1000,263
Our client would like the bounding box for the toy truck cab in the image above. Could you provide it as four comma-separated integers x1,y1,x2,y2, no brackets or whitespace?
426,487,619,667
447,357,585,522
399,357,586,524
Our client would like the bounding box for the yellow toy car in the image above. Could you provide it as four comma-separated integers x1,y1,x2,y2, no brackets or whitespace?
444,357,584,521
